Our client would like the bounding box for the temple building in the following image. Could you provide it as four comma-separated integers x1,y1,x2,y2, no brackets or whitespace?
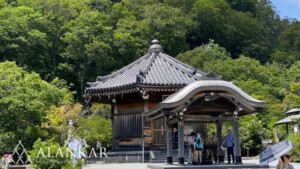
85,40,267,164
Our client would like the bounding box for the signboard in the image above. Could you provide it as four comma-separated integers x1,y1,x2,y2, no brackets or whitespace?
294,124,299,133
262,139,272,144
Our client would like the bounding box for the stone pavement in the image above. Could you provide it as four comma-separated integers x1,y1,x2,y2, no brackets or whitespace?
83,159,300,169
83,162,149,169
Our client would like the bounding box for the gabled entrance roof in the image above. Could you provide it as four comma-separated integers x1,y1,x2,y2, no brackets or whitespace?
146,80,267,120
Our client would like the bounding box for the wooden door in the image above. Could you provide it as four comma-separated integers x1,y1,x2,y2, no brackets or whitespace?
153,117,166,146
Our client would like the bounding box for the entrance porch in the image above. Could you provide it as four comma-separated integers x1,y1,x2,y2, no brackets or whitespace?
146,80,266,166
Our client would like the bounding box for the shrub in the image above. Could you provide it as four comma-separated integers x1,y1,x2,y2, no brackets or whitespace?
30,139,83,169
287,131,300,162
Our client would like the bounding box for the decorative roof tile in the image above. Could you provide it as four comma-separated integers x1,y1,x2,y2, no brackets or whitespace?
86,39,210,94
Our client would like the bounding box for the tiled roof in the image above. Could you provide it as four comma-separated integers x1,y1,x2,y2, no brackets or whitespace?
146,80,267,120
276,114,300,125
85,40,216,95
286,108,300,115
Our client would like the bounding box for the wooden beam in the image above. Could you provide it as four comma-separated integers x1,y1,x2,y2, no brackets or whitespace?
169,93,205,113
168,118,178,125
184,115,232,122
166,115,232,124
187,105,233,112
219,93,255,112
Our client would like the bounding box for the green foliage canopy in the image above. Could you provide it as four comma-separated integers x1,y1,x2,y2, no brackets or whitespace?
0,61,73,149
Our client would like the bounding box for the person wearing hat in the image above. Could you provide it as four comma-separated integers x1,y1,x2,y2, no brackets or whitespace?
276,153,294,169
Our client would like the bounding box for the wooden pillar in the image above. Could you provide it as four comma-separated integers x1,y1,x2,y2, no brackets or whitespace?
233,111,242,164
112,98,117,150
142,93,149,163
216,120,224,163
166,119,173,165
111,114,115,150
178,115,184,165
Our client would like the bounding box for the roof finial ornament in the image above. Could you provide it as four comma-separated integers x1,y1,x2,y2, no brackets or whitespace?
152,39,160,45
192,68,197,75
202,72,222,80
148,39,163,53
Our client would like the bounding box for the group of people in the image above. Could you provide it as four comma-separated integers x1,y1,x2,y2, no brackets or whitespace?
187,131,219,164
185,129,235,165
178,128,295,168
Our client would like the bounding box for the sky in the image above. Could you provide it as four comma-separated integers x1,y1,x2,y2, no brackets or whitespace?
271,0,300,20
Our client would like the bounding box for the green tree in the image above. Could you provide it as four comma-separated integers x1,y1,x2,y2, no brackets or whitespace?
140,3,193,55
0,6,50,73
224,10,270,62
285,82,300,108
271,22,300,65
61,9,114,98
0,61,73,149
42,103,82,144
239,114,265,155
76,115,111,147
176,40,230,70
189,0,230,48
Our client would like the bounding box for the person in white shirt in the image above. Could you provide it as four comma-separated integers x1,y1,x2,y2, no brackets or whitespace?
187,132,196,164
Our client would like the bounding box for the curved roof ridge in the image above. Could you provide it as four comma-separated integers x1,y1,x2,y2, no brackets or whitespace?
97,53,151,82
161,53,206,79
140,52,157,76
163,80,266,105
146,80,267,119
136,52,156,83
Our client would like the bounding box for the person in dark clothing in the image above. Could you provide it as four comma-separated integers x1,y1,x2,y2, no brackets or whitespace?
208,132,218,163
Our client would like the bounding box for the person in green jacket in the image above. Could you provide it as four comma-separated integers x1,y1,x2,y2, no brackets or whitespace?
195,133,203,164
